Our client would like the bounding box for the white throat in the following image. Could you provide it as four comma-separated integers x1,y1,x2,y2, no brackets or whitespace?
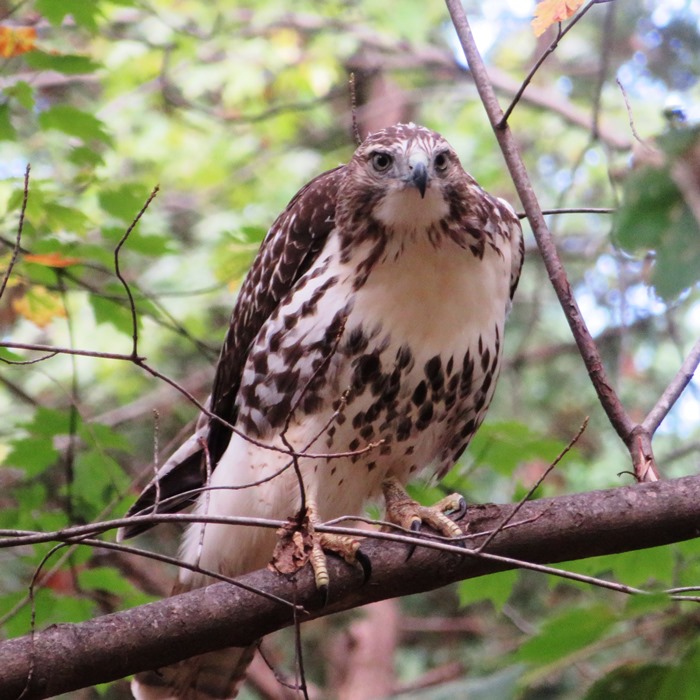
374,186,449,233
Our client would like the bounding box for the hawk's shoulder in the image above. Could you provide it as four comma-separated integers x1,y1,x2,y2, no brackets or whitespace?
119,165,346,536
209,165,346,467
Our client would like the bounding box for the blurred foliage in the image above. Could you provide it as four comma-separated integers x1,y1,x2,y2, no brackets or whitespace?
1,0,700,698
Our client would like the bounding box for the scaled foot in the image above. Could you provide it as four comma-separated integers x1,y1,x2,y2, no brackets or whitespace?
270,499,371,600
382,476,467,546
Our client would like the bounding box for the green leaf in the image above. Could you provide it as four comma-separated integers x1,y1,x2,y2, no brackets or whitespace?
38,105,111,144
6,437,59,476
68,145,105,168
584,663,667,699
98,184,153,223
0,346,24,362
41,202,92,236
458,569,518,611
623,591,671,617
561,547,674,592
24,50,100,74
89,293,138,337
20,406,74,438
78,422,133,453
611,546,675,588
0,103,16,141
35,0,106,31
72,450,129,518
515,605,616,666
5,80,35,110
469,421,567,476
655,639,700,700
652,206,700,299
78,567,134,596
613,128,700,300
613,166,679,251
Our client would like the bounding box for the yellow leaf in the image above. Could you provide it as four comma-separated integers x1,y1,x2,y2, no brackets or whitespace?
0,26,37,58
12,285,66,328
25,252,82,268
532,0,585,37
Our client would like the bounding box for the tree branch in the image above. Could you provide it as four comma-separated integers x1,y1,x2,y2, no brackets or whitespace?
443,1,662,481
3,475,700,699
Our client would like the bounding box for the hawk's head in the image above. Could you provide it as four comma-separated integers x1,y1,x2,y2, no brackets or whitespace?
340,123,474,233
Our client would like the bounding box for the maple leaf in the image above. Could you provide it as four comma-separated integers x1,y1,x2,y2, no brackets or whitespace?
24,252,82,268
0,26,37,58
12,285,66,328
532,0,585,37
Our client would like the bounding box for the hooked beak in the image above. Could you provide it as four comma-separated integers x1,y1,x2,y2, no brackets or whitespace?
410,161,428,199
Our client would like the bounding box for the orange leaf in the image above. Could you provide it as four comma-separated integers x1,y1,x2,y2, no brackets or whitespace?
12,285,66,328
25,252,82,268
0,26,37,58
532,0,585,37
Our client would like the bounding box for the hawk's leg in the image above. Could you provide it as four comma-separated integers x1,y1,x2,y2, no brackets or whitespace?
382,476,467,548
307,499,371,595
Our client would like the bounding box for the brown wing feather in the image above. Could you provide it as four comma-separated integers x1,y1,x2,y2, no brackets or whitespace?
120,166,345,537
207,165,344,465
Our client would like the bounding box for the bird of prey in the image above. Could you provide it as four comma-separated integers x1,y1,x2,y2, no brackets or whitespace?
120,122,524,699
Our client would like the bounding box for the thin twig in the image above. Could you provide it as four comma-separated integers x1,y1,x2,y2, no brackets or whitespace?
498,0,604,128
291,584,310,700
113,186,160,358
0,351,59,365
476,417,589,553
445,0,637,463
349,72,362,146
57,273,79,522
616,78,647,146
0,341,146,362
0,163,29,301
642,336,700,435
519,207,615,219
0,341,379,464
590,0,617,141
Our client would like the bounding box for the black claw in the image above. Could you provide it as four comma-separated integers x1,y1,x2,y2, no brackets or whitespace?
318,583,329,607
405,520,423,561
451,497,468,521
356,549,372,584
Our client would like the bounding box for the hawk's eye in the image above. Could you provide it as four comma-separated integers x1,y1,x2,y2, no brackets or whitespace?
434,151,449,172
371,152,393,172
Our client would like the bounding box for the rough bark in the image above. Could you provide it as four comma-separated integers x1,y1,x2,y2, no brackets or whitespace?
3,475,700,700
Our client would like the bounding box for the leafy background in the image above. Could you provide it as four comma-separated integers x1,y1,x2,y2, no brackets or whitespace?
2,0,700,698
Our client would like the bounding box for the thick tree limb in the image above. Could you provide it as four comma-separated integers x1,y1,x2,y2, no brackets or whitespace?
3,475,700,699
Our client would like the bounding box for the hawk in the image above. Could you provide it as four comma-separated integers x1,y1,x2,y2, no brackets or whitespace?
120,122,524,700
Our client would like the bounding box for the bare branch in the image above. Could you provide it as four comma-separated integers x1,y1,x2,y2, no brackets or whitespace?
498,0,605,127
113,186,160,358
0,164,29,301
476,417,588,553
2,475,700,699
444,1,647,475
642,336,700,435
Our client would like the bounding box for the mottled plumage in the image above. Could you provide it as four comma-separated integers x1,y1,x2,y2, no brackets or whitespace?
121,123,524,700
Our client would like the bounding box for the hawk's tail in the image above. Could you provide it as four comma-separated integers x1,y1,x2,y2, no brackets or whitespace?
131,644,257,700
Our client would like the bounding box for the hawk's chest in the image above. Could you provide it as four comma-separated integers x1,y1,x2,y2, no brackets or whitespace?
237,229,511,477
346,233,510,355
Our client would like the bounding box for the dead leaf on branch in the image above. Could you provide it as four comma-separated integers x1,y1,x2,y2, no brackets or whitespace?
0,26,36,58
270,512,314,575
532,0,585,37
